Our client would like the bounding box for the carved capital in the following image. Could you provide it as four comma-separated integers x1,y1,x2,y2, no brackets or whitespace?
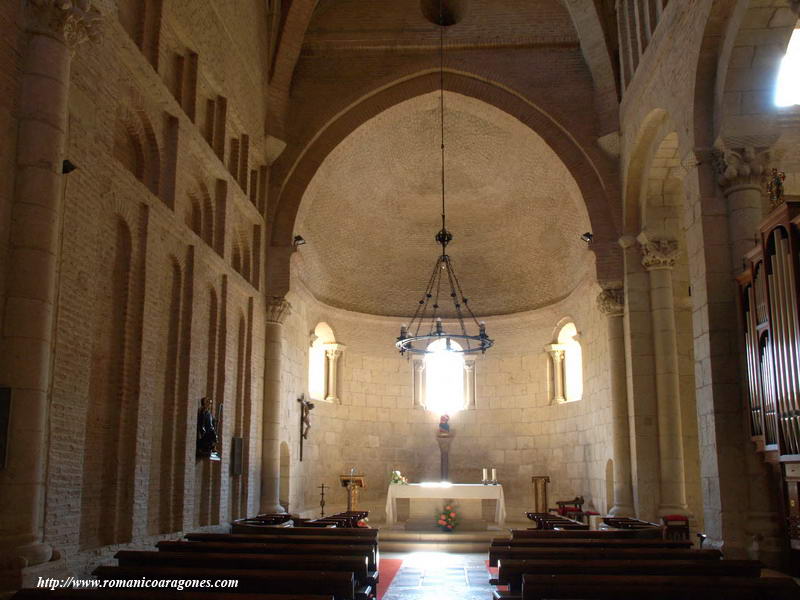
26,0,102,48
637,233,679,271
324,343,344,360
265,296,291,324
597,286,624,317
714,146,770,191
544,344,565,362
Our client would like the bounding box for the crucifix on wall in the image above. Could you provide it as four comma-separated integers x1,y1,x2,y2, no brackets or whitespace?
298,394,314,461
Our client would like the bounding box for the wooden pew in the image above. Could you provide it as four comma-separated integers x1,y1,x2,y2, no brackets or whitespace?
524,513,588,530
489,546,722,567
510,528,663,540
520,573,800,600
114,550,376,589
186,533,377,547
491,538,692,549
228,524,377,539
93,566,361,600
13,591,331,600
157,541,378,571
497,559,762,592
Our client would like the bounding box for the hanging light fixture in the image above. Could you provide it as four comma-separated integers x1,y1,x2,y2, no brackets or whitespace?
395,0,493,356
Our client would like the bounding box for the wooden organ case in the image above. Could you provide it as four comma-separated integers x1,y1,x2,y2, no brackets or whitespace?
737,200,800,570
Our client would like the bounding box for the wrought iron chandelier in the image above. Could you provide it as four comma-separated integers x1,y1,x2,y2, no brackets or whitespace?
395,0,493,357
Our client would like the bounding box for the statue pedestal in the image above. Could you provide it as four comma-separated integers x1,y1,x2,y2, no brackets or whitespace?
436,433,455,481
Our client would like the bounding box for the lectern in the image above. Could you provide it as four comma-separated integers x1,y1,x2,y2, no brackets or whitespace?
339,474,366,511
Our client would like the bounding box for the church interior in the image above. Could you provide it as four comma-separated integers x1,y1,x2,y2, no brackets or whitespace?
2,0,800,598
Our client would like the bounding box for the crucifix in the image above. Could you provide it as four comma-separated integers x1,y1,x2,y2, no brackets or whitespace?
318,482,328,517
298,394,315,461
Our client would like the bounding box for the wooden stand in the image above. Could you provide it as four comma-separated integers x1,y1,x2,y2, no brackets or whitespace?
531,476,550,513
339,475,365,511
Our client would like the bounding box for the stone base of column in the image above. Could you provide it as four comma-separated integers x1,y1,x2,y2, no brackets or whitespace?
0,554,69,594
607,503,635,517
258,501,285,515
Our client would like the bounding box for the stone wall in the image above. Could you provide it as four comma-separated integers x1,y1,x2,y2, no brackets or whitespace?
276,264,614,522
35,0,270,577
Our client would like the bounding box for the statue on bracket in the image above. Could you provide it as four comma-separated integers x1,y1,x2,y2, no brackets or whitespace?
298,394,315,461
197,396,221,460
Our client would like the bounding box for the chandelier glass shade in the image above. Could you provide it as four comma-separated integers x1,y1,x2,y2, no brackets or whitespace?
395,0,493,357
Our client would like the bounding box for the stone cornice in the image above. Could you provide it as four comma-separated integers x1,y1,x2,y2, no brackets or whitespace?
26,0,102,48
266,296,292,324
597,286,624,317
637,233,679,271
714,146,769,192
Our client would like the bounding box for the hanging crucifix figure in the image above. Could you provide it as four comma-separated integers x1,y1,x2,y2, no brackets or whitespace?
298,394,315,461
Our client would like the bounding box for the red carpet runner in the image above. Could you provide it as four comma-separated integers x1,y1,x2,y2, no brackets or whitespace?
377,558,404,599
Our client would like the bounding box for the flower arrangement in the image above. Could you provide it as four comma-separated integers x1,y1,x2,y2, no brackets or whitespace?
390,470,408,485
437,504,457,532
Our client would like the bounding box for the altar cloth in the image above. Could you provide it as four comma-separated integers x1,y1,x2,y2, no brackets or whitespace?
385,482,506,527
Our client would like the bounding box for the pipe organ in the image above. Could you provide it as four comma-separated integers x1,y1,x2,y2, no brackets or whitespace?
737,200,800,562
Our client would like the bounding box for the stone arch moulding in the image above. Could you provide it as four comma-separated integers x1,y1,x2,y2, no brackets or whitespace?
268,70,622,296
623,108,676,235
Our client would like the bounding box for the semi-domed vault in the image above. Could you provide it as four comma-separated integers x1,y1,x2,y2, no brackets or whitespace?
294,91,593,317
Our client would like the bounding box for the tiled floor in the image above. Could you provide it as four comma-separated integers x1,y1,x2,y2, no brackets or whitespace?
381,552,492,600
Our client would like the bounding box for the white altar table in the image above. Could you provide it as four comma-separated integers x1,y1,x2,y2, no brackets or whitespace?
385,482,506,528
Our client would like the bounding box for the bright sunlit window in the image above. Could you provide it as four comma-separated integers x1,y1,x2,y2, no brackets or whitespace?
424,338,465,415
776,27,800,107
557,322,583,402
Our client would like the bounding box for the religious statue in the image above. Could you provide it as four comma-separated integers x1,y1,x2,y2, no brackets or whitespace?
436,414,454,480
438,414,450,434
298,394,315,461
196,397,220,459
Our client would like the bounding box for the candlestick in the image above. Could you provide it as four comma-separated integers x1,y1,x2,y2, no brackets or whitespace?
482,468,488,484
491,468,497,484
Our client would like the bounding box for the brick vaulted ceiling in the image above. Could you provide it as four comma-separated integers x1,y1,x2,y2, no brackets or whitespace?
294,91,593,318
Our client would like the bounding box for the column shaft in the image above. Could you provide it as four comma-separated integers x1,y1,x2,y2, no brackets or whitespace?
648,266,687,514
260,298,290,514
599,287,635,516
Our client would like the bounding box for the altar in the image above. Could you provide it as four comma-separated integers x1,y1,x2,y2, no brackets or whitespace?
385,482,507,529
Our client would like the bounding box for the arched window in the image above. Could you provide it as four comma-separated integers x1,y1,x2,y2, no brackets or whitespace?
776,26,800,107
308,322,344,403
412,338,477,413
546,321,583,403
424,339,466,415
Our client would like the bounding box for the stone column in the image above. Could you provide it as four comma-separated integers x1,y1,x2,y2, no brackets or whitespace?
597,286,635,516
260,296,291,514
545,345,566,403
324,343,344,404
638,233,689,516
0,0,100,579
716,146,769,271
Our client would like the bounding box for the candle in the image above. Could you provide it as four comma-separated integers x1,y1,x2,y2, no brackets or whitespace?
491,468,497,482
482,468,488,483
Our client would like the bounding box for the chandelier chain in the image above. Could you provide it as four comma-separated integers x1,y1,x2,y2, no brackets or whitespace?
439,0,446,237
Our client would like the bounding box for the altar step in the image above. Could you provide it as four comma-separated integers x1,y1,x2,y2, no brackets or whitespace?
378,528,510,553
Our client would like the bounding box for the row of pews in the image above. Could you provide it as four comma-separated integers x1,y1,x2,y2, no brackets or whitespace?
12,512,378,600
489,524,800,599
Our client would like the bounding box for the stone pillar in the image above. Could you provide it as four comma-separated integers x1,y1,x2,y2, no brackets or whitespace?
638,233,689,516
545,345,566,403
597,286,635,516
0,0,100,580
324,343,344,404
260,297,291,514
716,146,769,271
